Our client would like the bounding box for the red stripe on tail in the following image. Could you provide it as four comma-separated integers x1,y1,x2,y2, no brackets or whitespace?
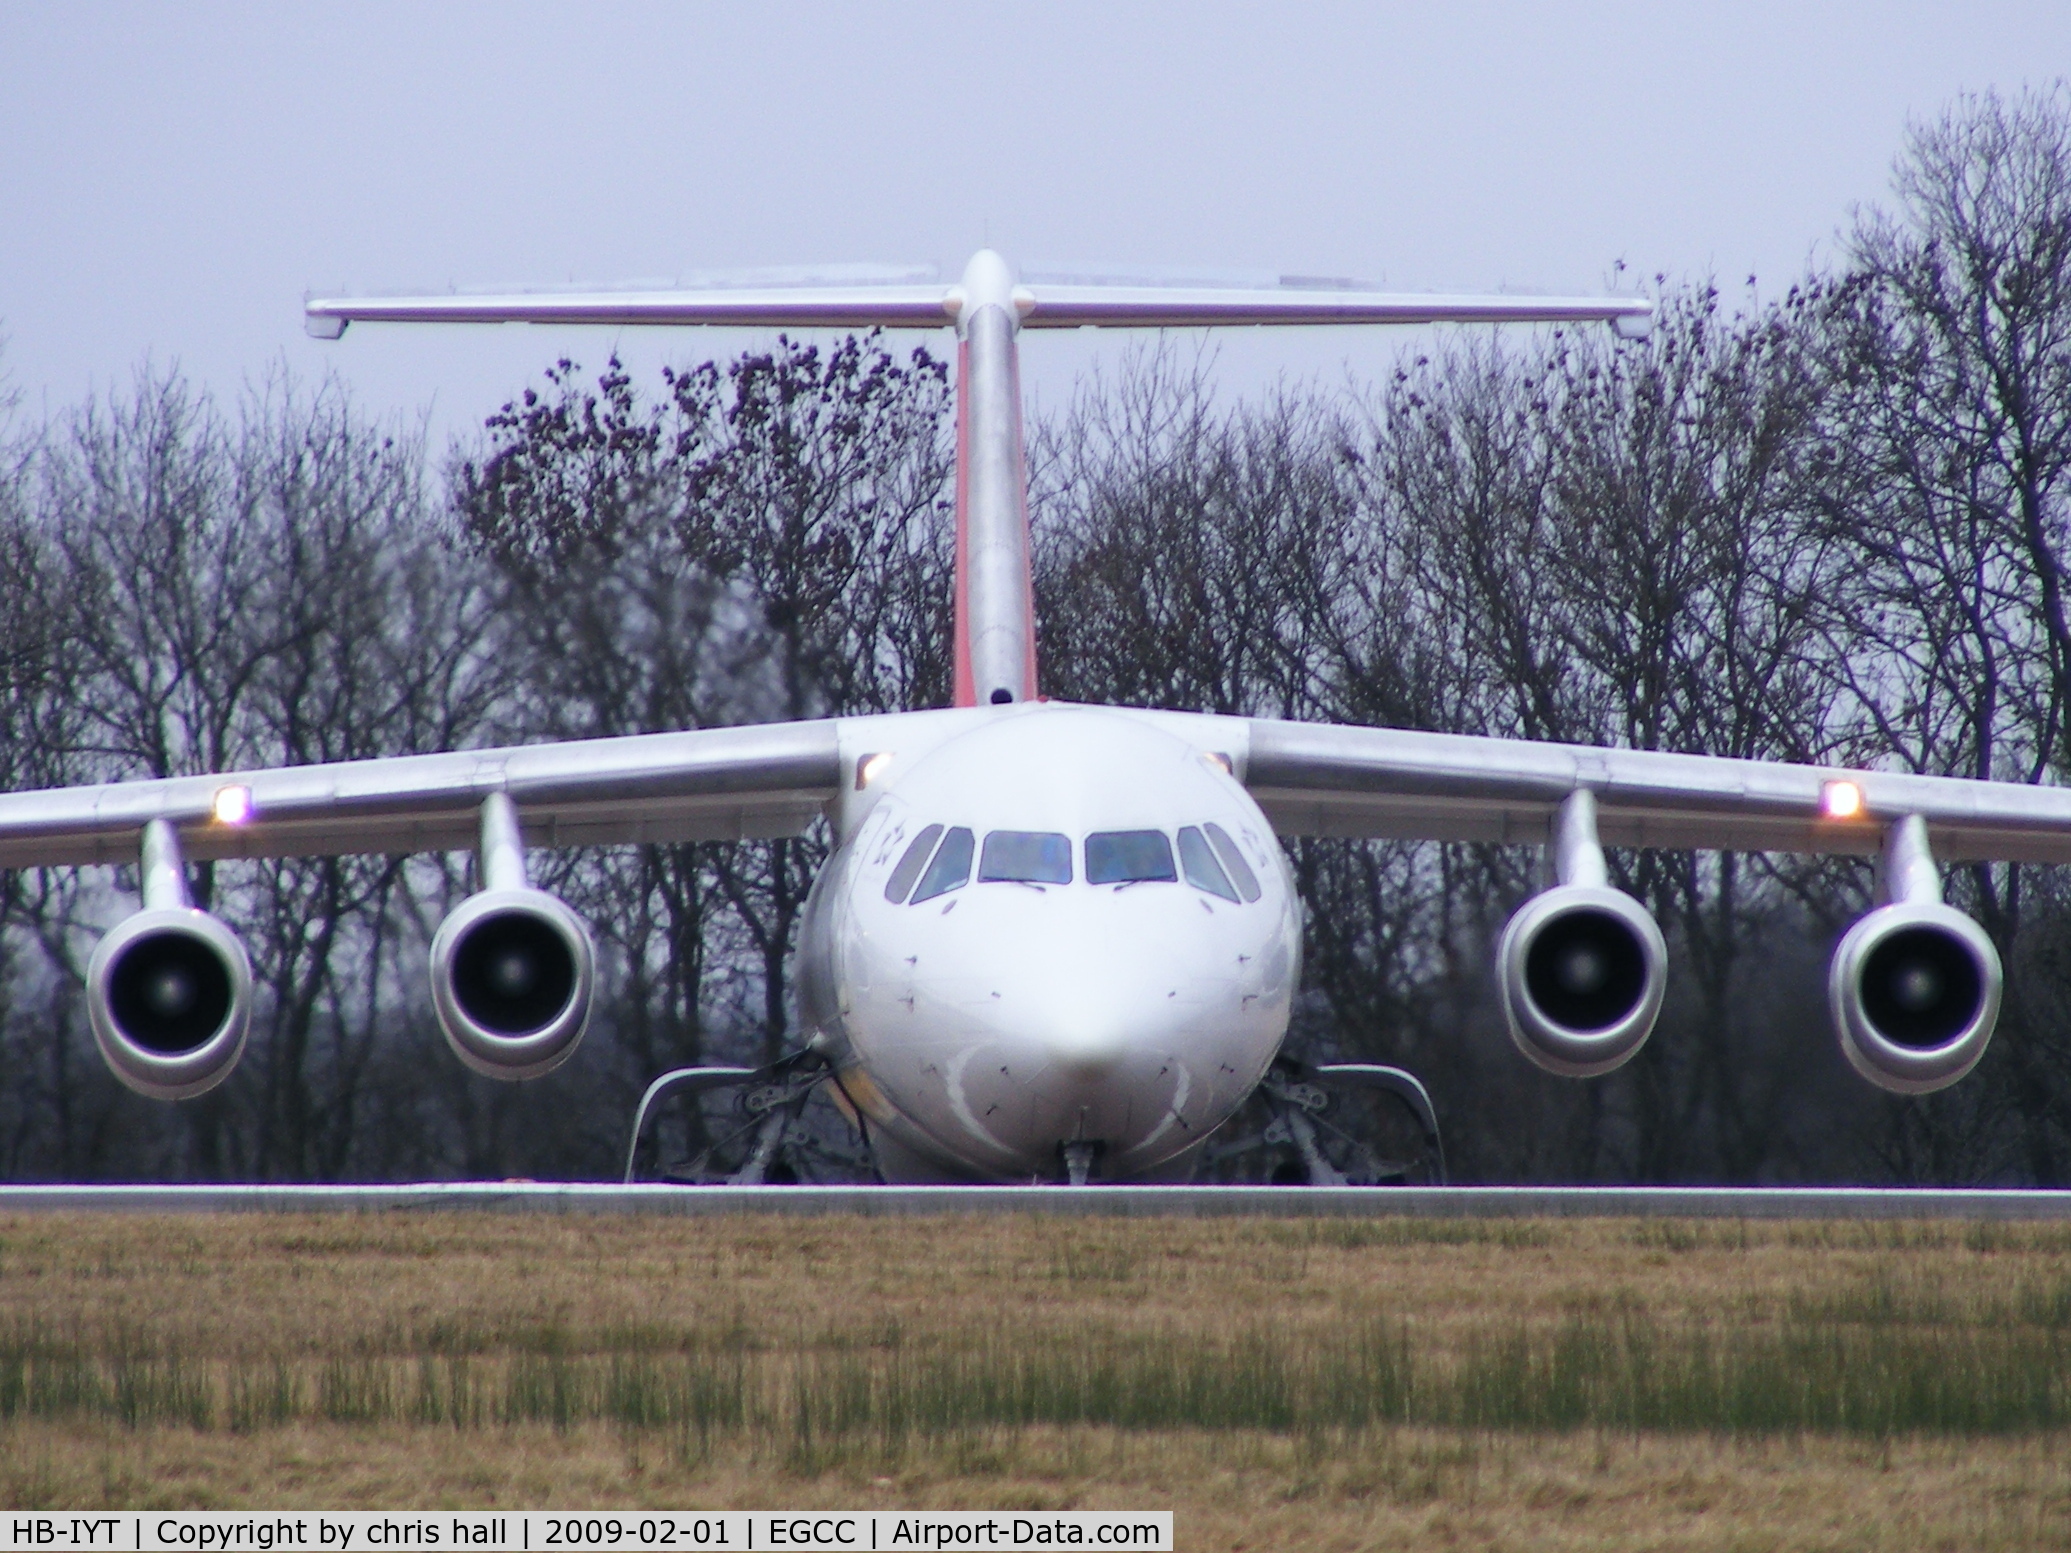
951,337,977,707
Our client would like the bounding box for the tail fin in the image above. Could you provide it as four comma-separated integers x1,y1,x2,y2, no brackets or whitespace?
306,257,1653,708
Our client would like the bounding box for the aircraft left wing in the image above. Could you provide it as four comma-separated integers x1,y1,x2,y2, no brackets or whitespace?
0,720,842,869
1240,717,2071,865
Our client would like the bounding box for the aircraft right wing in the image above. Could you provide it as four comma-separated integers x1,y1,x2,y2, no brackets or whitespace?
0,719,845,870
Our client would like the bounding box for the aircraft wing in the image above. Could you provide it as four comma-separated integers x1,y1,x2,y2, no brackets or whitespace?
1241,717,2071,865
0,721,842,870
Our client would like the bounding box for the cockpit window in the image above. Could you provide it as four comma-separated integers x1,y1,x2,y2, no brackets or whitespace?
884,824,944,904
1086,829,1177,886
979,830,1073,885
1204,822,1263,903
1177,827,1240,902
910,826,975,903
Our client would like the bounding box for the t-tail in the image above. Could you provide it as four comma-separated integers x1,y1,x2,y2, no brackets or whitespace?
306,253,1654,710
947,251,1037,706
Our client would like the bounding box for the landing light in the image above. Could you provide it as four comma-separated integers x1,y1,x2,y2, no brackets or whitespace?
212,785,254,826
1821,780,1864,820
856,752,894,790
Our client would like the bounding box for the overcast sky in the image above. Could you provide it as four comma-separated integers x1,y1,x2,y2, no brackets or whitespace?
3,3,2067,454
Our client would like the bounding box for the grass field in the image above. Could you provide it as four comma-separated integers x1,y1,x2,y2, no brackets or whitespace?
4,1211,2071,1548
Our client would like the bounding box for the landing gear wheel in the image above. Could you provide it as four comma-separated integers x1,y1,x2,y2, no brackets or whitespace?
1201,1056,1445,1186
623,1051,873,1185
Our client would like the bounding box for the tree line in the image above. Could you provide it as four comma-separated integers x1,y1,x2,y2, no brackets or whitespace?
1,86,2068,1184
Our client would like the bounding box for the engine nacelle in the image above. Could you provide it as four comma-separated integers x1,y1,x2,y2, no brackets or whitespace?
1829,815,2001,1095
430,888,594,1080
88,819,253,1101
430,794,594,1080
1498,884,1668,1077
1494,792,1667,1078
87,906,252,1102
1829,901,2000,1094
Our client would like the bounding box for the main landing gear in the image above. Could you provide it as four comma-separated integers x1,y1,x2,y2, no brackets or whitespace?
1202,1056,1447,1185
623,1050,872,1185
624,1051,1445,1188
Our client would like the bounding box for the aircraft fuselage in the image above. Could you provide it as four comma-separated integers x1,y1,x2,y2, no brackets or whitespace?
800,703,1300,1182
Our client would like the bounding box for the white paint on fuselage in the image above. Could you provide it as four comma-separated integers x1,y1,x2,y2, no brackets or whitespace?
800,703,1299,1182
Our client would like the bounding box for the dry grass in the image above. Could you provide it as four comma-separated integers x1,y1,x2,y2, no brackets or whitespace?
2,1211,2071,1547
5,1421,2071,1550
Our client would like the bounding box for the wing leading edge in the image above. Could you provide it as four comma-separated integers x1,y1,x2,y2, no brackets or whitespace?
10,710,2068,872
1241,717,2071,865
0,720,842,870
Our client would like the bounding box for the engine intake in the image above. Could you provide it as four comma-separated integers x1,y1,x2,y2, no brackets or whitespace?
1829,816,2000,1094
1497,792,1667,1078
431,794,593,1080
87,820,251,1100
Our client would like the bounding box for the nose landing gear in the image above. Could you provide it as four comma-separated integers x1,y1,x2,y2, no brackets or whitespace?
1059,1138,1105,1186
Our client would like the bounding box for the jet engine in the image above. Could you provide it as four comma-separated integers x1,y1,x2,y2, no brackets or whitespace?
1496,791,1667,1078
430,793,594,1080
87,819,252,1101
1829,815,2000,1094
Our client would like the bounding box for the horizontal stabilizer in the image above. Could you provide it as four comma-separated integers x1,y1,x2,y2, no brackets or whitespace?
304,285,958,339
1017,285,1653,334
306,262,1654,340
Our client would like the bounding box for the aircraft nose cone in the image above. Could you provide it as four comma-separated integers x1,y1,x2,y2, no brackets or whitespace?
1025,945,1176,1080
1046,1017,1129,1079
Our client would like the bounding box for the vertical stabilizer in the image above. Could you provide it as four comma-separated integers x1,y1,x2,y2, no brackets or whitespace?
305,254,1655,715
949,251,1039,707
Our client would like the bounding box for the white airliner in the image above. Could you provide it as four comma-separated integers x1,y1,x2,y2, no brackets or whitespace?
8,250,2059,1185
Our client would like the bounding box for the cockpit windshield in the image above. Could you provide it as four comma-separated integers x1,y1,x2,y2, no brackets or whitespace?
1204,822,1263,902
979,831,1073,884
1086,830,1177,885
884,824,944,904
910,826,975,903
890,821,1261,904
1177,826,1239,902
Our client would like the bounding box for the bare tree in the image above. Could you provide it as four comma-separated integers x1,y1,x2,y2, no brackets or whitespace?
1818,84,2071,1182
457,337,953,1072
5,370,505,1180
1032,343,1358,720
